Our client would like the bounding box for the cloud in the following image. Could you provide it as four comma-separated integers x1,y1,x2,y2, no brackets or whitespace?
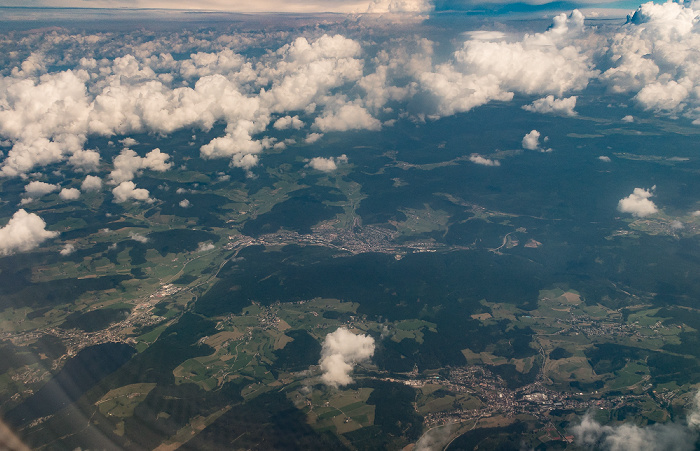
273,115,304,130
617,187,658,217
418,10,597,117
0,209,59,256
305,133,324,144
196,242,215,252
81,175,102,191
4,4,700,189
687,390,700,429
112,181,153,203
523,95,577,116
59,187,81,200
68,148,101,171
130,232,149,243
573,413,695,451
469,154,500,166
522,129,551,152
25,181,59,196
60,243,76,255
179,199,191,208
0,70,90,177
573,391,700,451
415,423,458,451
0,1,412,14
306,154,348,172
199,120,265,170
313,103,381,132
600,2,700,122
365,0,434,14
319,327,375,387
622,115,634,123
598,156,611,162
109,148,172,184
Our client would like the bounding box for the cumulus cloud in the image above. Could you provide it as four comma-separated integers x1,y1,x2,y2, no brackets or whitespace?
109,148,172,184
0,34,365,178
617,187,658,217
130,232,149,243
598,156,612,162
469,154,500,166
305,133,324,144
68,148,101,172
365,0,433,14
522,130,551,152
4,5,700,188
81,175,102,191
0,70,91,177
60,243,76,255
622,115,634,123
0,209,59,256
196,242,215,252
179,199,191,208
419,10,596,117
59,187,81,200
313,103,381,132
25,181,59,196
306,154,348,172
273,115,304,130
319,327,375,387
523,95,577,116
112,181,152,203
600,2,700,122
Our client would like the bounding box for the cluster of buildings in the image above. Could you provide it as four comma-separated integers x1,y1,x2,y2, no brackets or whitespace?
224,223,444,257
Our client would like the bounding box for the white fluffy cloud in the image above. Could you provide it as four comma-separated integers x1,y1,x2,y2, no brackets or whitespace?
179,199,191,208
0,33,367,178
112,181,152,203
314,103,381,132
81,175,102,191
521,130,550,152
365,0,433,14
60,243,76,255
0,209,59,256
196,242,215,252
601,2,700,122
25,181,59,196
59,187,81,200
109,148,172,184
523,95,577,116
273,115,304,130
2,4,700,184
319,327,375,387
305,133,324,144
130,232,149,243
0,70,90,177
306,154,348,172
617,187,658,217
469,154,500,166
419,10,596,117
199,121,263,170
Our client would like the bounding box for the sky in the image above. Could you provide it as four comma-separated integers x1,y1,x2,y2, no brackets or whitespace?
0,0,650,14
